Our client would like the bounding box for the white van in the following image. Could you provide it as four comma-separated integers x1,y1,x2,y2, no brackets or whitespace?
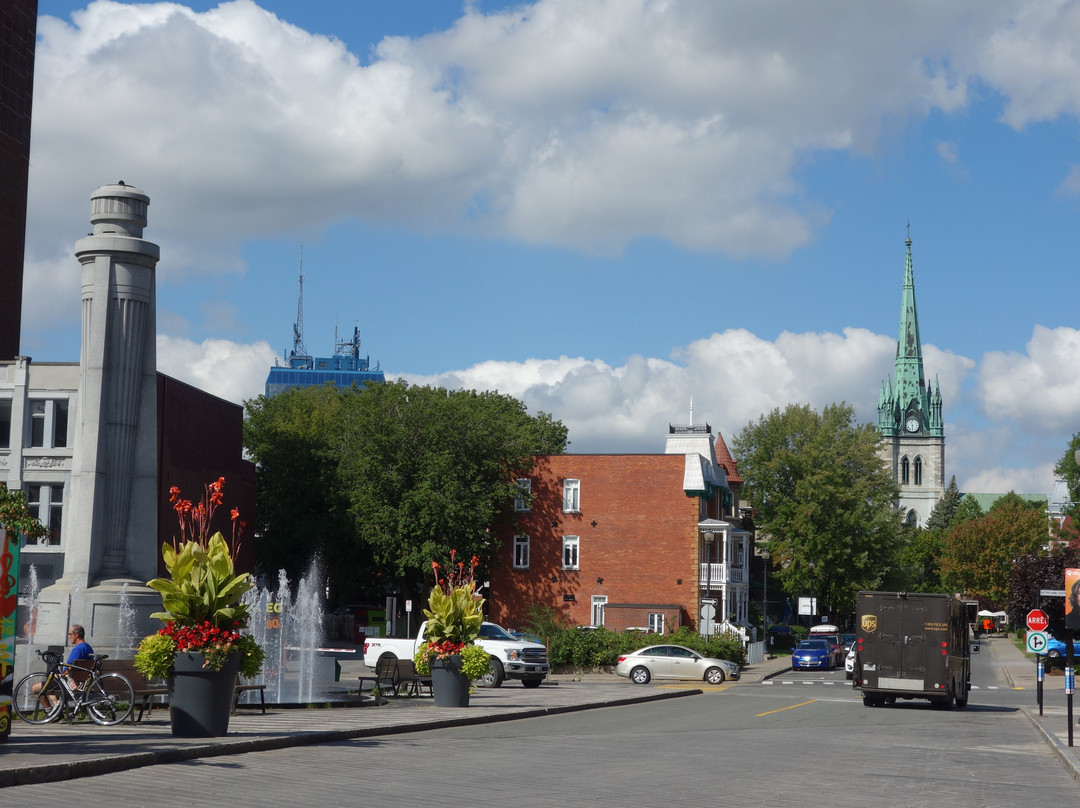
809,623,844,667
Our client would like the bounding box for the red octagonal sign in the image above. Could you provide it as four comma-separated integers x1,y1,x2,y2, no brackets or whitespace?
1027,609,1050,631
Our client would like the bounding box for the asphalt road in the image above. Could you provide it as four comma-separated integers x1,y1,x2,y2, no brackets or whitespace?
5,657,1077,807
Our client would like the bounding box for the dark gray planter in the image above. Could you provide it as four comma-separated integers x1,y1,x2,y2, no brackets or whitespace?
430,656,470,707
168,650,243,737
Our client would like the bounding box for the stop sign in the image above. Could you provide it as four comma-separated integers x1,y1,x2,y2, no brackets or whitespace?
1027,609,1050,631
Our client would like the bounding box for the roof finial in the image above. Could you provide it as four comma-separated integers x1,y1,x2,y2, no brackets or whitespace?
689,396,694,426
906,220,911,247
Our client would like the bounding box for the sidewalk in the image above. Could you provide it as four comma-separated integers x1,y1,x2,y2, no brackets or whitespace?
986,634,1080,783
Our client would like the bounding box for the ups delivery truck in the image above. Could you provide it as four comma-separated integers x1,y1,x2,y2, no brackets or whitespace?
853,591,976,708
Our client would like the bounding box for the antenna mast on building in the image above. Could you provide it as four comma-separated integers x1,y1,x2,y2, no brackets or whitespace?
292,247,306,359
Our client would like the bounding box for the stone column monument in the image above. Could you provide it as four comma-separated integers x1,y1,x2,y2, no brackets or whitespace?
35,182,162,652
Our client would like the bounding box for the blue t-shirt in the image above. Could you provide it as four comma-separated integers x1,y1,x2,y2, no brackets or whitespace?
67,640,94,665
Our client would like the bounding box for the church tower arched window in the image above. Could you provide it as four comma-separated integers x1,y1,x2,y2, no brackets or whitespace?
914,456,922,486
901,456,910,485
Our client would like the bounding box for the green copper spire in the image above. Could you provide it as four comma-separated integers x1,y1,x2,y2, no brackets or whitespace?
894,236,924,409
877,233,943,437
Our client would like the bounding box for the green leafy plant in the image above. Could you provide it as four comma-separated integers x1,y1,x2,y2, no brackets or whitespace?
135,478,262,676
422,550,484,645
414,642,490,681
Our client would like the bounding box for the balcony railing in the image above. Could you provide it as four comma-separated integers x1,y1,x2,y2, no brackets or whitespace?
698,563,745,586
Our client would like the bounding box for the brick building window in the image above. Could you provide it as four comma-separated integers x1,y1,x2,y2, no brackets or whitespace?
513,534,530,569
514,479,531,511
591,595,607,626
648,612,665,634
562,479,580,513
562,535,579,569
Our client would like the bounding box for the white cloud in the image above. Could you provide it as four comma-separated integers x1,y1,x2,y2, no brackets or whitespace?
1057,164,1080,196
156,334,279,404
976,325,1080,433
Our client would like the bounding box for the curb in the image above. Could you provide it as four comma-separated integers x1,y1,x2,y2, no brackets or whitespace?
0,689,698,788
1019,707,1080,786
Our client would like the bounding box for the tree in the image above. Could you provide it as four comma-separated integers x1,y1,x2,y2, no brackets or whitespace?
1008,546,1080,637
894,527,943,592
939,492,1048,606
244,384,359,598
926,476,962,531
1054,432,1080,504
732,402,904,621
244,381,568,605
952,494,984,525
0,484,48,542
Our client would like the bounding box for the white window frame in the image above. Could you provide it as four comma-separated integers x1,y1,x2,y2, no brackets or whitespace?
24,483,64,548
563,479,580,513
648,612,666,634
28,398,69,449
562,535,580,570
513,534,530,569
592,595,607,626
514,478,531,512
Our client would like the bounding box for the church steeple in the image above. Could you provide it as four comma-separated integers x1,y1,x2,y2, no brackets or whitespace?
877,233,943,438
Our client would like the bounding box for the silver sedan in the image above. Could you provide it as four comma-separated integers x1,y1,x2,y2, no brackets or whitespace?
615,644,741,685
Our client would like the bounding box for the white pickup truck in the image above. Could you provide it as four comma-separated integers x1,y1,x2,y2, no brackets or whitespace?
363,621,549,688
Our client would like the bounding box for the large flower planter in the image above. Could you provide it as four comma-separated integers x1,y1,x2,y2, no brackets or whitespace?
430,656,470,707
168,651,243,737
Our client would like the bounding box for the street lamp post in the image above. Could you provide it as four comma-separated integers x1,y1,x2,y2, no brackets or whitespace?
762,550,770,648
808,561,816,628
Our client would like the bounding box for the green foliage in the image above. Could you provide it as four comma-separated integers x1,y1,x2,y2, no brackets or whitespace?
133,632,176,681
243,380,568,601
0,484,48,542
926,476,962,531
939,494,1049,606
422,583,485,645
1054,432,1080,504
413,642,489,680
1007,547,1080,638
541,625,745,667
732,402,905,620
952,495,984,524
147,533,254,627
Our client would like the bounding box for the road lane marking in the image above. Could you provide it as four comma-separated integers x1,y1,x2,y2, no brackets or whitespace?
756,699,817,717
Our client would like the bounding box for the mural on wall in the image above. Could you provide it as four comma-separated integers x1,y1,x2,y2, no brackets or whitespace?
0,527,19,742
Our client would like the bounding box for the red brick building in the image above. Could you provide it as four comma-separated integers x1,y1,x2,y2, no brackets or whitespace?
489,424,753,637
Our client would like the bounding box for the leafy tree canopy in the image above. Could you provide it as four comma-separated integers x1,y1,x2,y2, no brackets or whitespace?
1054,432,1080,504
244,381,567,604
1008,546,1080,638
732,402,904,621
952,494,984,524
939,494,1048,606
1,484,48,542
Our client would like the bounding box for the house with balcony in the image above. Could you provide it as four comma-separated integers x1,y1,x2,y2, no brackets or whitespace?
488,421,753,639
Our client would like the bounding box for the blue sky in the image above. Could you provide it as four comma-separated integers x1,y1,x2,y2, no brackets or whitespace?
24,1,1080,497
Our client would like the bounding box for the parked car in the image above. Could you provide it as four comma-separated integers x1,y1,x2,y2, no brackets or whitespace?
845,644,856,679
1044,636,1069,659
615,644,740,685
792,639,833,670
842,633,856,649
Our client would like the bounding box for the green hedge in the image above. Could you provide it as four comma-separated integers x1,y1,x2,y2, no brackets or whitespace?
517,606,746,667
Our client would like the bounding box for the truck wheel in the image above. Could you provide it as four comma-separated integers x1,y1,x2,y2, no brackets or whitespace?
705,667,726,685
955,690,968,708
479,658,504,688
862,694,877,707
630,666,651,684
521,677,543,689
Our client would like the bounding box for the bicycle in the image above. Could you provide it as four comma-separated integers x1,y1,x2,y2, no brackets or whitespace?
12,650,135,726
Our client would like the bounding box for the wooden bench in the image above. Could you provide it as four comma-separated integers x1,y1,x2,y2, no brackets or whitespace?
394,659,431,696
232,677,267,714
99,659,168,723
358,655,400,695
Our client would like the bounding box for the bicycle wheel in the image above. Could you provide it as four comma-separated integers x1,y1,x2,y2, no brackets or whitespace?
85,673,134,725
12,673,66,724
